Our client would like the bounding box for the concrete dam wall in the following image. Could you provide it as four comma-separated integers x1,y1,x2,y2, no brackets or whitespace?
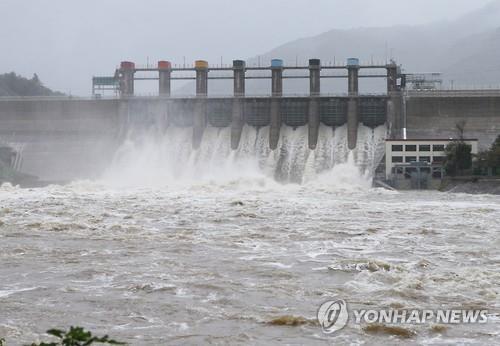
0,97,389,181
406,92,500,149
0,99,122,181
0,92,499,181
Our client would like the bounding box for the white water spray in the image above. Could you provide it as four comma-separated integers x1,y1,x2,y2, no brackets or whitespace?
102,122,387,188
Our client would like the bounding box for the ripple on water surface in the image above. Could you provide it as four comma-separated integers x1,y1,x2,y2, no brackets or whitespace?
0,179,500,344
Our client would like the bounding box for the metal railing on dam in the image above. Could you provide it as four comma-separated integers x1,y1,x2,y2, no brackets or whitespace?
406,89,500,98
0,93,390,101
0,96,99,101
2,90,498,102
3,91,498,102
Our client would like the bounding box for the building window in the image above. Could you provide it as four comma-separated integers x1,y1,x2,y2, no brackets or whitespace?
405,145,417,152
392,156,403,163
392,145,403,152
433,156,445,163
419,145,431,152
405,156,417,163
433,144,445,152
419,156,431,162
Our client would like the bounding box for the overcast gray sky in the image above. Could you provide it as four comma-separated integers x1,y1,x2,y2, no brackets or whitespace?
0,0,495,95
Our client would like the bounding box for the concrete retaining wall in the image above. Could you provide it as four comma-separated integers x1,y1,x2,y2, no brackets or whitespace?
406,96,500,149
0,99,122,181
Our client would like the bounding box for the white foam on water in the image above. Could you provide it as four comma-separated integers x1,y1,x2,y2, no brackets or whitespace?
0,287,40,298
101,117,387,189
308,152,373,191
2,129,500,345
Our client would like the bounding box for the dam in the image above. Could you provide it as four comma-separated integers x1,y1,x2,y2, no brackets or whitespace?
0,58,499,182
101,58,401,151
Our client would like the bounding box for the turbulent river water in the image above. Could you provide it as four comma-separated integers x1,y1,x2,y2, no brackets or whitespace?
1,124,499,345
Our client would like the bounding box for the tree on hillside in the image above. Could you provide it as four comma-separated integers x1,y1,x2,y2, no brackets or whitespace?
32,73,40,84
0,72,64,96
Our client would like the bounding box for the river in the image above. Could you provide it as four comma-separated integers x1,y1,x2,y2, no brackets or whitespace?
0,124,499,345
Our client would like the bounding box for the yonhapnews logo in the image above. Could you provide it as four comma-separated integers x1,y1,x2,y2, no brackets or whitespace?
317,298,489,335
317,299,349,334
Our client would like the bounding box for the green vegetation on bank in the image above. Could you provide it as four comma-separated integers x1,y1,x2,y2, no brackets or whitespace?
444,141,473,176
28,326,125,346
476,135,500,176
0,72,63,97
444,135,500,177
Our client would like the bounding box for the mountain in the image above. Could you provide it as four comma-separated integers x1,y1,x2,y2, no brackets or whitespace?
182,1,500,95
0,72,64,97
440,28,500,87
256,0,500,88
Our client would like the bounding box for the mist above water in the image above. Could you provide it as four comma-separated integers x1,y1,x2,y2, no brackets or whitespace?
102,121,387,189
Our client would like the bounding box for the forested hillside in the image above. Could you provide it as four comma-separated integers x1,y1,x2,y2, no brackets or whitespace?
0,72,63,96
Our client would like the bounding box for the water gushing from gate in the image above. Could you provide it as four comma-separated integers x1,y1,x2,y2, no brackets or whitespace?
102,119,387,187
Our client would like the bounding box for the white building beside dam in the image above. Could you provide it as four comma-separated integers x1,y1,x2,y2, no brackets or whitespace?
385,138,479,189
